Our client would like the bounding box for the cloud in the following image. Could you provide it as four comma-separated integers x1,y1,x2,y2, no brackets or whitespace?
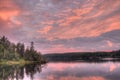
0,0,120,53
40,44,83,53
0,0,21,35
37,26,53,34
0,0,20,21
35,0,120,40
106,40,113,47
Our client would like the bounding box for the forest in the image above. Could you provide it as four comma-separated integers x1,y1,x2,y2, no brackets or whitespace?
0,36,46,63
43,50,120,62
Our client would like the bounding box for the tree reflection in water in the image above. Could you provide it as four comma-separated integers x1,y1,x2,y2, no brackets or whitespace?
0,63,43,80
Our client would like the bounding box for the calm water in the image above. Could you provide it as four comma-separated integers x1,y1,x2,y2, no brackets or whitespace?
0,62,120,80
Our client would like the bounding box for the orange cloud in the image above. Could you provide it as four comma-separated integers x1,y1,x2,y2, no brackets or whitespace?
0,10,19,21
58,7,93,27
59,16,81,27
0,0,119,53
40,13,120,40
106,40,113,47
37,26,52,34
0,0,21,37
0,0,20,21
72,8,93,16
35,0,120,40
11,19,21,25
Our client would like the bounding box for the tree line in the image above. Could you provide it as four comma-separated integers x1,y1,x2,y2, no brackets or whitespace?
43,50,120,62
0,36,45,62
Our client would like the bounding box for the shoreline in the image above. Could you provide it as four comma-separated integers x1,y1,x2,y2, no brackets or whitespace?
0,60,46,65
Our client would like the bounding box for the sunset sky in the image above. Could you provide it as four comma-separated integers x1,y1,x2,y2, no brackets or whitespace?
0,0,120,54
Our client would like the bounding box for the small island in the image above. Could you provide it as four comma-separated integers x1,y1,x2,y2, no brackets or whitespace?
0,36,46,65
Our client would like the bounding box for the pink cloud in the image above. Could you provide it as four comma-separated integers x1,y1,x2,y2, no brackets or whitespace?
37,26,53,34
106,40,113,47
35,0,120,40
41,45,84,53
41,18,120,40
0,0,20,21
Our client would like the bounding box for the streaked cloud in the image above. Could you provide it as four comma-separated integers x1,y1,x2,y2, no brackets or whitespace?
37,26,53,34
0,0,120,53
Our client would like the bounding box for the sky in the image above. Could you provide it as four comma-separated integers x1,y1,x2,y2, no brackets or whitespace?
0,0,120,54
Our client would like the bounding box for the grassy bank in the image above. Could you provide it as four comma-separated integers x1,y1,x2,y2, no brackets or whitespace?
0,58,47,65
0,59,32,65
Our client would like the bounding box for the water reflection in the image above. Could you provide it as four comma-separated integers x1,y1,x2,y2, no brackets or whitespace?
0,61,120,80
37,62,120,80
0,63,43,80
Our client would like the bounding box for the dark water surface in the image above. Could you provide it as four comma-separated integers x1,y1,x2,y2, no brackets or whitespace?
0,61,120,80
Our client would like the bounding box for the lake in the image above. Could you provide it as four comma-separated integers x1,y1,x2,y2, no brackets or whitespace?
0,61,120,80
